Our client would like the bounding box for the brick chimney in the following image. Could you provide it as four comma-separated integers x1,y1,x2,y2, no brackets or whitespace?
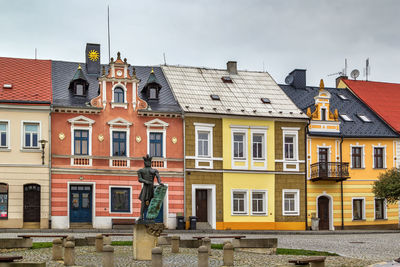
227,61,237,75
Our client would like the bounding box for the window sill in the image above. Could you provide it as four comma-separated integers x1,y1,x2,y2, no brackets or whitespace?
352,219,366,221
111,102,128,109
374,218,387,221
232,213,248,216
251,213,267,216
373,168,386,170
283,213,300,216
0,148,11,152
350,167,365,170
233,158,247,161
20,149,41,153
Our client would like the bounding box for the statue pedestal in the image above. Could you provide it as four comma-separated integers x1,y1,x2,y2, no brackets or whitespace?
133,223,158,260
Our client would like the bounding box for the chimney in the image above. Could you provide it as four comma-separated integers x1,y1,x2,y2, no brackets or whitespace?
85,43,101,75
227,61,237,75
286,69,306,89
335,75,348,87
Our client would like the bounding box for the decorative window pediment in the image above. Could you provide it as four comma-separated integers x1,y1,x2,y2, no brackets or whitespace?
144,118,169,129
107,117,133,127
68,115,95,125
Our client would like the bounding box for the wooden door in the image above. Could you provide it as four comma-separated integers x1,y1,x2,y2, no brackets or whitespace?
23,184,40,222
318,196,330,230
196,189,208,222
70,185,92,223
319,148,328,178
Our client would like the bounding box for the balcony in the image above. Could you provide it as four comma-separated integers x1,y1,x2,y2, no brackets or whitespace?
310,162,350,181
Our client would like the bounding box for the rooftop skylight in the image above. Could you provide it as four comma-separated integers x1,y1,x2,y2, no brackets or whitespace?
338,94,348,100
358,114,371,122
340,114,352,121
221,76,233,83
261,98,271,104
210,94,220,101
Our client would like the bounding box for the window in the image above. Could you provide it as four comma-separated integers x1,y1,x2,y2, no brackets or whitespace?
321,108,326,121
149,133,163,157
252,134,264,159
338,94,348,100
352,147,362,168
251,191,267,214
112,131,126,156
358,114,371,122
114,87,124,103
232,191,247,214
261,98,271,104
110,187,131,213
23,123,39,148
374,147,384,169
75,84,84,96
353,198,364,220
375,199,385,220
233,133,245,159
283,189,299,215
221,76,233,83
74,130,89,155
210,94,220,101
340,114,352,121
284,135,295,160
0,122,7,147
198,131,210,157
149,88,157,99
0,183,8,219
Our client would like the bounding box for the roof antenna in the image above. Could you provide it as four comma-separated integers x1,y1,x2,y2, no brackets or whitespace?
364,58,370,81
35,48,37,60
344,58,347,76
163,52,167,65
107,5,111,63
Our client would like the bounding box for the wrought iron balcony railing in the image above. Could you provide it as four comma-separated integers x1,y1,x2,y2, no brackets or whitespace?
310,162,350,181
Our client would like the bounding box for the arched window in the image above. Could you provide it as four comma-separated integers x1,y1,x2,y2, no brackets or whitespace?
0,183,8,219
114,87,124,103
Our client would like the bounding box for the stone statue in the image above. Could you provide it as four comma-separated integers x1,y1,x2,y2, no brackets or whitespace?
137,154,164,221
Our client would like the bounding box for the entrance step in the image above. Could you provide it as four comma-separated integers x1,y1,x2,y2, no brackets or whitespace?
23,222,40,229
196,222,212,230
70,223,93,229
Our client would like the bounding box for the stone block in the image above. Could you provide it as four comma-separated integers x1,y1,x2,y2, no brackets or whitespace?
179,239,202,248
133,224,157,260
0,238,32,249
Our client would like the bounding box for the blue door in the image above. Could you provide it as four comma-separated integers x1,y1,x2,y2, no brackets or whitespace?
70,185,92,223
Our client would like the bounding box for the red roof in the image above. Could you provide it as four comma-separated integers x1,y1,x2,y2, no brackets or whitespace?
343,79,400,133
0,57,52,103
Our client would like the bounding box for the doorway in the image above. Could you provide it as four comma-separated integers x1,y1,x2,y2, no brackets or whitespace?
70,185,92,223
23,184,41,225
318,196,330,230
196,189,208,222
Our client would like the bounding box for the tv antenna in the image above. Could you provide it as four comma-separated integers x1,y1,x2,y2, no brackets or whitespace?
107,5,111,63
350,69,360,80
363,58,370,81
327,71,344,77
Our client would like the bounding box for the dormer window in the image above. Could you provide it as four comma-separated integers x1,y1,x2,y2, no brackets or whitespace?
149,87,158,99
114,87,124,103
75,83,84,96
142,68,162,101
69,64,89,97
321,108,326,121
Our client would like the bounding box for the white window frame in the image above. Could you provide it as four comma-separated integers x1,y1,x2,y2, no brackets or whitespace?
21,121,41,150
251,129,267,170
373,198,387,220
111,83,128,109
250,190,268,215
109,185,132,214
372,145,386,169
352,197,366,220
108,117,133,167
0,120,10,149
340,114,352,121
282,127,300,172
194,123,214,169
282,189,300,216
231,189,248,215
231,127,248,169
350,144,365,169
68,115,94,166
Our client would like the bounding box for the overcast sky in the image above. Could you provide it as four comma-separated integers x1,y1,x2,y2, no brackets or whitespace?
1,0,399,87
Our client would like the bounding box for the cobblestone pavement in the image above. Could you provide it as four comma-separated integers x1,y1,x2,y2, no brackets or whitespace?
1,232,399,263
0,246,378,267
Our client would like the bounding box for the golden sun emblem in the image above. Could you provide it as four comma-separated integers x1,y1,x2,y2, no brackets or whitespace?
88,49,99,61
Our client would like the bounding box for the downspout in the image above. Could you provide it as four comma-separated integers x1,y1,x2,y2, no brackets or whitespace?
183,114,186,221
48,106,52,228
305,118,310,230
340,135,344,230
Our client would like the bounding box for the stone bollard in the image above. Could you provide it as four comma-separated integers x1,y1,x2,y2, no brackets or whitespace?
102,245,114,267
103,235,112,246
95,234,104,252
52,238,63,261
202,237,211,255
152,247,163,267
66,236,75,247
171,236,180,253
63,241,75,266
223,242,234,266
198,245,209,267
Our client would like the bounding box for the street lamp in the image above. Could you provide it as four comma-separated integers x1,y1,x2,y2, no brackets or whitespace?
39,139,48,165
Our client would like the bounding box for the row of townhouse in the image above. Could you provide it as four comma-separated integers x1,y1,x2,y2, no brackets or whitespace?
0,43,398,230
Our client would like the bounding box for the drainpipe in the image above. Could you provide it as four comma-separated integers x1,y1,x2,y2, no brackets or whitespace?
305,118,310,230
182,114,186,221
48,106,52,228
340,135,344,230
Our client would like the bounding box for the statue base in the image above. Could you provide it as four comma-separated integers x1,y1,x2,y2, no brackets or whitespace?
133,222,164,260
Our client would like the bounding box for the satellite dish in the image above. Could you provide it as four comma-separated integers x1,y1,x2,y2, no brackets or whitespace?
350,69,360,80
285,74,294,85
